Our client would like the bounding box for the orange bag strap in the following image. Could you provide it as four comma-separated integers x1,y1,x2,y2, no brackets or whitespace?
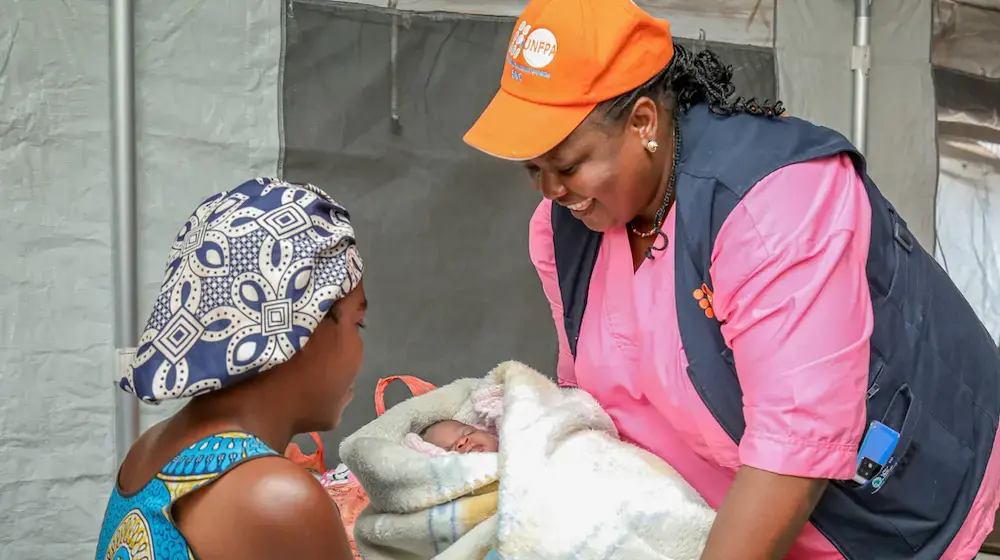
375,375,436,416
286,431,326,472
307,431,324,453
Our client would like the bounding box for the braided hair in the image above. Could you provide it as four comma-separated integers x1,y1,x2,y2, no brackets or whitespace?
599,44,784,122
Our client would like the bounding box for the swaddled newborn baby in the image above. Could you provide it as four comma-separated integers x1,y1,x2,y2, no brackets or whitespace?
400,384,503,457
421,420,499,453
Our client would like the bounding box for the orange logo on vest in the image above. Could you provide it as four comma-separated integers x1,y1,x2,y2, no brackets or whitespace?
693,284,715,319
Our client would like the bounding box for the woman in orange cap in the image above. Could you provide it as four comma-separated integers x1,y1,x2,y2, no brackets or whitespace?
465,1,1000,559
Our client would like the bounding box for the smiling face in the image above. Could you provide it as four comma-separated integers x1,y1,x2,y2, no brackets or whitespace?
422,420,499,454
524,97,668,233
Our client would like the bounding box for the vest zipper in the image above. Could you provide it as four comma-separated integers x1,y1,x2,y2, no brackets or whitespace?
866,383,880,400
866,359,886,401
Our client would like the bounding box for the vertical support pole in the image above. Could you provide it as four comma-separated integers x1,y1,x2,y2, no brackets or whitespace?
389,0,401,133
110,0,140,468
851,0,872,154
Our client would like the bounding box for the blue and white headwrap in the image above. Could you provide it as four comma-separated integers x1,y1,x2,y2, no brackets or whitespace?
123,178,364,404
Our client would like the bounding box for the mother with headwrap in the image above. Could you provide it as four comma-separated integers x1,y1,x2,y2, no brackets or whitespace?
95,178,365,560
464,0,1000,558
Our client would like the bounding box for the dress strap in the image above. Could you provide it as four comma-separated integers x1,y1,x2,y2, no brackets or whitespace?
155,431,278,505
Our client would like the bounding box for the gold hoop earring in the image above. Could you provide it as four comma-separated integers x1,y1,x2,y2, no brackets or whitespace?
645,140,659,154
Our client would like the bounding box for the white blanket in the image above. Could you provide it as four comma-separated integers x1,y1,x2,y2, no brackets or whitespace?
340,361,716,560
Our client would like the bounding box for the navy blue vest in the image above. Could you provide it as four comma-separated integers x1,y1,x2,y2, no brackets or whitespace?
552,104,1000,558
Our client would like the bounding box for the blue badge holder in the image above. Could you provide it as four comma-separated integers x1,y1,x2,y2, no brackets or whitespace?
852,420,900,486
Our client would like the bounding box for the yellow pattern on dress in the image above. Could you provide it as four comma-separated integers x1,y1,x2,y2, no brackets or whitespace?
104,509,155,560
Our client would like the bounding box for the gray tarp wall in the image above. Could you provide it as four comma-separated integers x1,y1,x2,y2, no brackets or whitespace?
1,1,995,558
933,1,1000,340
0,1,282,557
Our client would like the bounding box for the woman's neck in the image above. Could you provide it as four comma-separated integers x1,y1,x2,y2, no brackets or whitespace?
176,386,297,453
631,134,678,232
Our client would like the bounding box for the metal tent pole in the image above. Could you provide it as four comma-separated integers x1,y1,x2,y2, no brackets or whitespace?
851,0,873,154
110,0,140,468
389,0,401,132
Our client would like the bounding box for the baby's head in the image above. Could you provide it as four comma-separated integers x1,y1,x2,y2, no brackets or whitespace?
421,420,499,454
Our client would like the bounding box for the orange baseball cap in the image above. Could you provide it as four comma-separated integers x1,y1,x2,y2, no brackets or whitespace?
463,0,675,161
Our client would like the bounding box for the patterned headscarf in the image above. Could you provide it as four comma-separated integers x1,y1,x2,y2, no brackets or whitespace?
123,178,364,404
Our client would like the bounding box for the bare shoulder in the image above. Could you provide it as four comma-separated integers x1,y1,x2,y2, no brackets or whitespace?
176,456,352,559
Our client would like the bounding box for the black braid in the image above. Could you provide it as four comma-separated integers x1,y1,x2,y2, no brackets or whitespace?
599,44,784,122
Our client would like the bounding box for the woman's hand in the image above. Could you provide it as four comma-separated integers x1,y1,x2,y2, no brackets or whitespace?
701,466,828,560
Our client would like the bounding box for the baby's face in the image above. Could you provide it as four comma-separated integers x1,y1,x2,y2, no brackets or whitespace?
423,420,499,453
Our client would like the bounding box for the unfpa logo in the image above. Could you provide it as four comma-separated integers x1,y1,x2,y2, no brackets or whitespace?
508,21,530,59
507,21,558,75
693,283,715,319
522,28,557,69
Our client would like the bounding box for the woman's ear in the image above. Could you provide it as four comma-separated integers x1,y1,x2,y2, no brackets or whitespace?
627,96,660,144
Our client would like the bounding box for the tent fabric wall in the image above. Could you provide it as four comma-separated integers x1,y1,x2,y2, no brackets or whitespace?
1,3,116,557
934,0,1000,80
279,0,777,454
0,0,281,557
933,2,1000,343
935,140,1000,341
330,0,776,46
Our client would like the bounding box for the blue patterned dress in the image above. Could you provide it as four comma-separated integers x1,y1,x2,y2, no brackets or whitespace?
95,431,278,560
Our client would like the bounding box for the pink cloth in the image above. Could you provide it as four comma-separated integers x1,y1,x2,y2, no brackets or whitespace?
472,384,505,432
528,153,1000,559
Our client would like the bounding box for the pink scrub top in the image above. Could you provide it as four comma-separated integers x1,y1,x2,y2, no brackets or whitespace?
528,153,1000,559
